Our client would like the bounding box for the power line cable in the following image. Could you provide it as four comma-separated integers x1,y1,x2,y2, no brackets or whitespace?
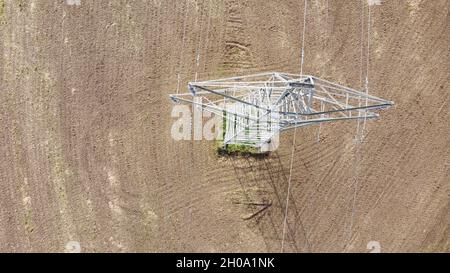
281,0,308,253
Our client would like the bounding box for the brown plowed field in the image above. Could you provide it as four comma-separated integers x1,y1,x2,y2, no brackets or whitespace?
0,0,448,252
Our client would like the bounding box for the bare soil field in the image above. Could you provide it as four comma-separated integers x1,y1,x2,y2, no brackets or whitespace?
0,0,448,252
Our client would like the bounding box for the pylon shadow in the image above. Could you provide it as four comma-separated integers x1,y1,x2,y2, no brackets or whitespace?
228,152,311,252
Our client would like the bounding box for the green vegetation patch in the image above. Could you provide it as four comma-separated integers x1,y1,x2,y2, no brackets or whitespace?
216,111,268,157
218,143,260,156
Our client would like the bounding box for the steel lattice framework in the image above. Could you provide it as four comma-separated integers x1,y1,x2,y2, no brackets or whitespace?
170,72,393,151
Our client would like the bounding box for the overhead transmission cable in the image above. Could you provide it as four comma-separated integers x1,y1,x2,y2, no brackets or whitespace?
362,3,372,138
316,0,330,143
281,0,308,253
347,0,372,246
176,0,189,94
356,0,365,142
202,0,213,74
194,1,208,82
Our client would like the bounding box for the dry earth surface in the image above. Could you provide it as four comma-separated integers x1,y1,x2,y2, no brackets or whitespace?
0,0,448,252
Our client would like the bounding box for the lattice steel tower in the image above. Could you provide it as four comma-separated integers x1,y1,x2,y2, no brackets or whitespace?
170,72,393,152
